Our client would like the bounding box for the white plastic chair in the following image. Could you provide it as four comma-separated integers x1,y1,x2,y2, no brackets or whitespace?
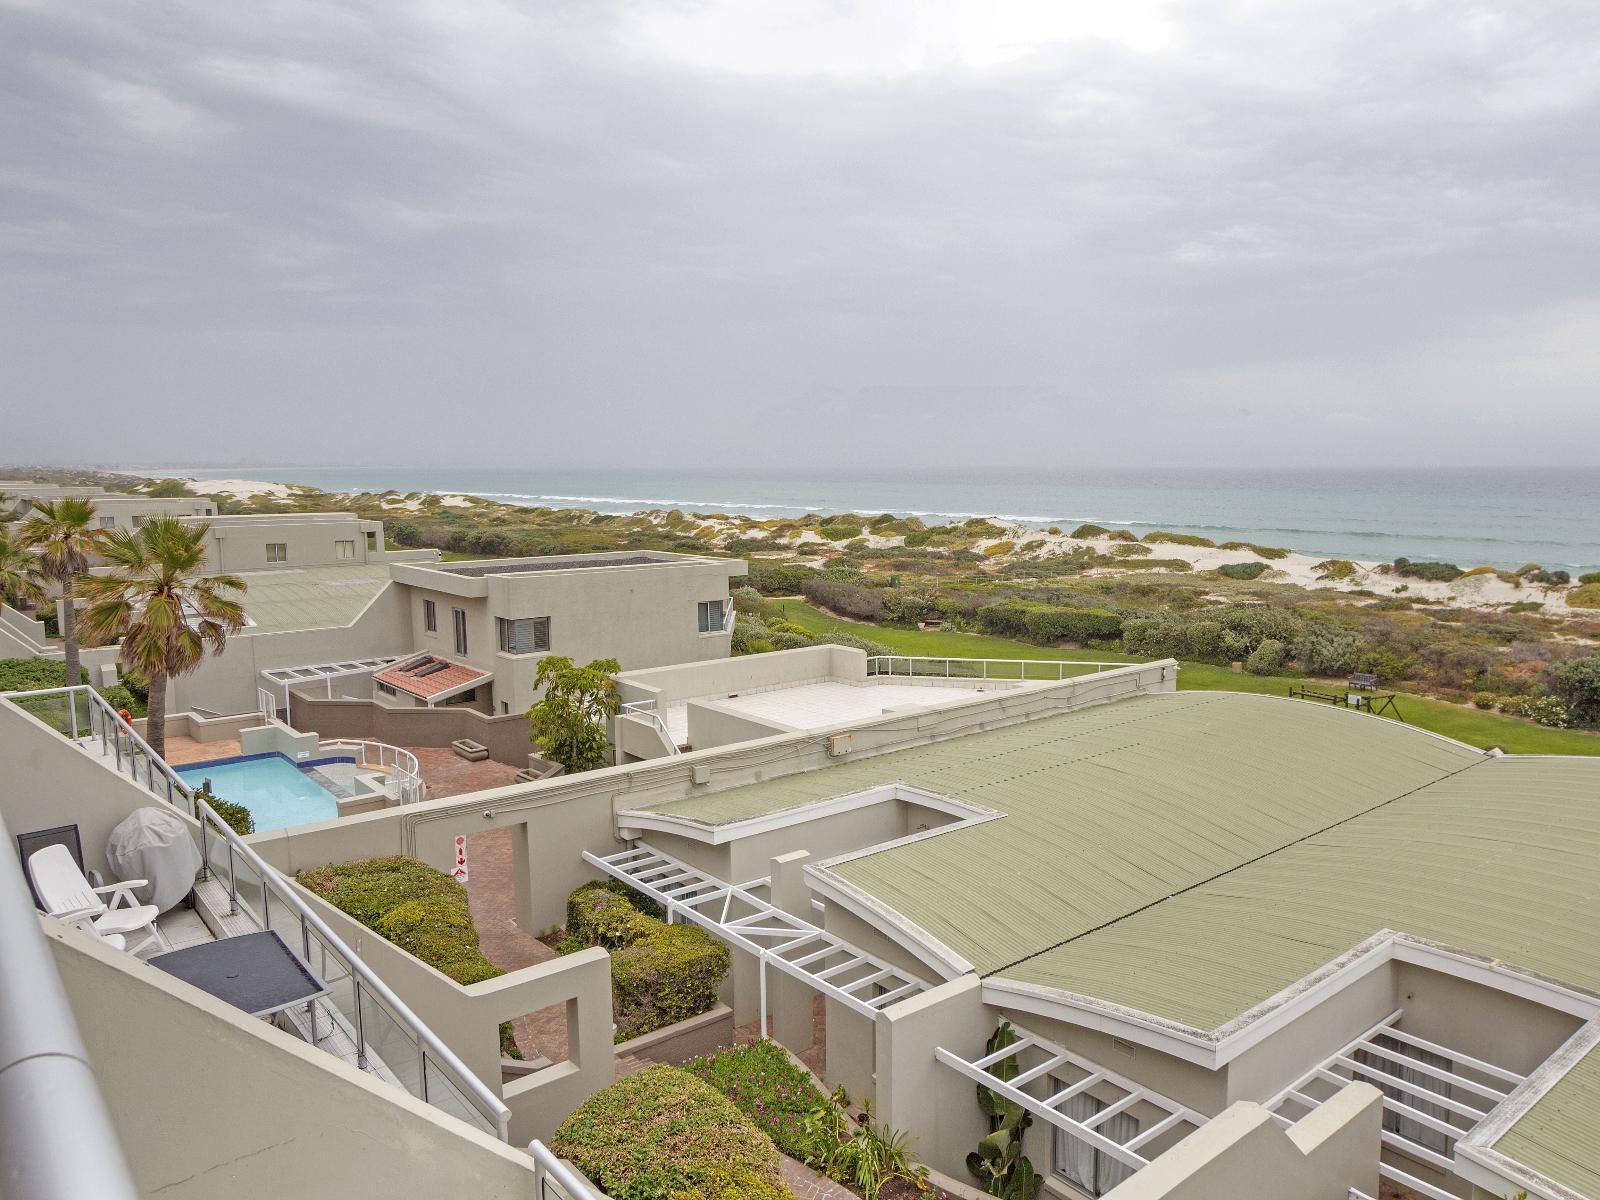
28,844,169,957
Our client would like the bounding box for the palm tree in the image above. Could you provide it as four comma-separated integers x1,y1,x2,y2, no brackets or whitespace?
79,516,246,758
19,497,104,685
0,526,44,610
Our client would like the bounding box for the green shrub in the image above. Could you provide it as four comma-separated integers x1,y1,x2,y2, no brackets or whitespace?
564,882,731,1041
95,683,147,719
801,578,885,621
668,1173,792,1200
297,858,501,985
1143,530,1216,548
192,781,254,835
739,563,817,596
1526,569,1570,586
1580,572,1600,586
1021,606,1123,644
1568,583,1600,609
1106,529,1137,541
1217,542,1291,560
1292,626,1367,676
983,540,1014,557
975,601,1031,638
1215,561,1267,580
552,1066,784,1200
811,631,895,656
687,1039,828,1160
1069,524,1109,539
902,529,934,547
1500,695,1572,728
1471,692,1498,710
1116,557,1192,572
1246,639,1287,675
0,658,82,690
1113,542,1153,558
1507,601,1544,613
1554,656,1600,726
1393,558,1463,582
1314,559,1357,581
818,524,863,542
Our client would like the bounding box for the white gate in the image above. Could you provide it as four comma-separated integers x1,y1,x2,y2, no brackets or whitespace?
256,687,278,724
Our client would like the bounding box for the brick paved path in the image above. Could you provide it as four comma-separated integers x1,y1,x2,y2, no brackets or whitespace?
782,1158,856,1200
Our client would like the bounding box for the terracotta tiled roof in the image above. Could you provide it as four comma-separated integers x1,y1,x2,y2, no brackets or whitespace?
374,655,489,701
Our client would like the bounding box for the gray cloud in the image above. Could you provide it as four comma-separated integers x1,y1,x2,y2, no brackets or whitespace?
1,0,1597,468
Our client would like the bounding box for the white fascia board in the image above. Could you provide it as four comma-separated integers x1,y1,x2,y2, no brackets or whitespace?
615,781,997,847
803,865,975,982
984,932,1600,1072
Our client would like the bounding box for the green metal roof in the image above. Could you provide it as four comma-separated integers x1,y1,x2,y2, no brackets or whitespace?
1003,755,1600,1029
230,564,392,633
1494,1037,1600,1200
654,692,1480,977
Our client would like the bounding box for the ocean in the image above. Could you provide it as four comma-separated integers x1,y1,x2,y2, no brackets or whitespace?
155,466,1600,574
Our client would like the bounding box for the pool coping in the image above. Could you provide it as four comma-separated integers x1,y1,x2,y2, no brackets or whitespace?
174,750,357,774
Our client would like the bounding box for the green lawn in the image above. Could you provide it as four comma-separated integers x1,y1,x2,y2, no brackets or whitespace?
773,600,1600,756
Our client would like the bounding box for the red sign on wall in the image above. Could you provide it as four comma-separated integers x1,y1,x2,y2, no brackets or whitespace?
452,834,469,884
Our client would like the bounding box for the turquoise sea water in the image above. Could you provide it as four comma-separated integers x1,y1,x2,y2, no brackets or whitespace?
157,466,1600,573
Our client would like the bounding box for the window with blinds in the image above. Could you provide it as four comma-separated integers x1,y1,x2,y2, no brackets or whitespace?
453,607,468,656
697,599,725,633
497,616,550,654
423,599,436,632
1051,1088,1139,1197
335,539,355,560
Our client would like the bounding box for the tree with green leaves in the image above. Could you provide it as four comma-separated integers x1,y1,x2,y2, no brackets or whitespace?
19,497,105,687
0,526,44,611
78,516,246,757
525,655,621,773
968,1023,1043,1199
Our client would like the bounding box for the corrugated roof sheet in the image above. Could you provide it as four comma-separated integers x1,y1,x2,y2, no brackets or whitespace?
1495,1036,1600,1199
230,564,391,632
653,693,1479,976
1003,756,1600,1029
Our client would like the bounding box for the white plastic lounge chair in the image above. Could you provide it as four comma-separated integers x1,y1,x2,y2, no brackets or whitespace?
28,844,168,957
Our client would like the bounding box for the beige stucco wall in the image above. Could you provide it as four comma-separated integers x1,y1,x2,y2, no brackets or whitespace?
191,512,385,573
616,644,865,708
299,888,614,1145
48,924,546,1199
168,581,412,715
0,697,200,881
288,693,536,766
1105,1085,1382,1200
393,553,745,714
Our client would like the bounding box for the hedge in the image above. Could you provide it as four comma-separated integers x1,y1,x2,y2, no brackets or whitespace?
1021,606,1122,644
737,562,817,596
551,1066,784,1200
565,882,730,1041
801,577,886,621
669,1172,792,1200
298,858,504,985
297,856,521,1057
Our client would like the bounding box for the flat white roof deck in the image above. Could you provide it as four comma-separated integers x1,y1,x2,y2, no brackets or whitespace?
664,679,1033,743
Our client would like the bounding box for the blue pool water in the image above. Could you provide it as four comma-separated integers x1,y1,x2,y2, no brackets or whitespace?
177,754,340,832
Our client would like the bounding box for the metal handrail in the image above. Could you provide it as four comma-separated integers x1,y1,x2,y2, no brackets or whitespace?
721,600,735,633
318,737,422,804
0,809,141,1199
4,684,195,807
865,655,1133,681
619,700,681,756
528,1140,608,1198
2,686,512,1141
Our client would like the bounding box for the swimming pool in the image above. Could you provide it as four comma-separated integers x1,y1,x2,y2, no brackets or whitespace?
177,754,345,832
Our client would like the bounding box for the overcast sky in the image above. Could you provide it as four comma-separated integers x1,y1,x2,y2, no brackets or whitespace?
2,0,1597,469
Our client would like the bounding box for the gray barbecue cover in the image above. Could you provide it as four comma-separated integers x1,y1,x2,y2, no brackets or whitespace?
106,807,203,913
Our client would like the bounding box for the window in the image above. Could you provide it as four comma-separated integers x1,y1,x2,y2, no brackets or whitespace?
99,516,116,529
1051,1088,1139,1197
365,530,378,551
453,607,468,656
1355,1035,1453,1154
266,543,287,563
335,539,355,560
376,681,397,697
423,599,437,632
131,515,146,529
497,616,550,654
697,599,726,633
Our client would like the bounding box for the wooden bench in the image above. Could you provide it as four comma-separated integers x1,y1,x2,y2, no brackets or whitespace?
450,738,489,762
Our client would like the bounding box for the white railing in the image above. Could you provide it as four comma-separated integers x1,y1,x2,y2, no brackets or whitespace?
865,656,1133,681
528,1139,608,1198
320,738,422,804
2,686,510,1141
619,699,680,756
722,600,735,633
